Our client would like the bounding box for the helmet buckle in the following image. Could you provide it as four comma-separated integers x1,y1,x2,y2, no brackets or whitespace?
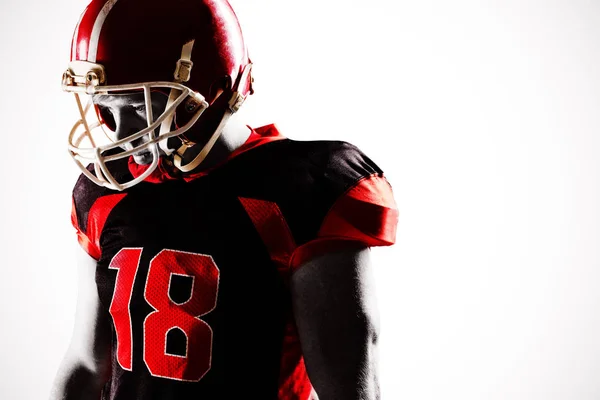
174,59,193,82
228,92,246,113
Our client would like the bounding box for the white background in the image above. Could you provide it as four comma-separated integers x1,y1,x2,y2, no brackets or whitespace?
0,0,599,399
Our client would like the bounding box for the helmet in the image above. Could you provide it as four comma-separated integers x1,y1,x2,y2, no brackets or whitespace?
62,0,253,190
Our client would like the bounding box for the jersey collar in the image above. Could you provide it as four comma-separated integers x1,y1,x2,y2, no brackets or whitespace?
127,124,286,184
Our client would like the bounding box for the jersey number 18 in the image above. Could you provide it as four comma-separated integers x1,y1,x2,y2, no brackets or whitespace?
108,248,220,382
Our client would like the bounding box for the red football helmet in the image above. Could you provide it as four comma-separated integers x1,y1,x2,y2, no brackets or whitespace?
62,0,253,190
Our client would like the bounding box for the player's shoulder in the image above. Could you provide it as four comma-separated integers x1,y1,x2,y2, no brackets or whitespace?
275,138,384,187
71,164,129,230
73,165,115,203
307,139,382,176
242,124,383,180
247,137,398,261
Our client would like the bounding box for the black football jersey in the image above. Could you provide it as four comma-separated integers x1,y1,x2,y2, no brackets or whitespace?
71,124,398,400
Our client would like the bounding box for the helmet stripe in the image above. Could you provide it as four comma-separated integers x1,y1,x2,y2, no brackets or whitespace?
87,0,119,62
71,5,87,61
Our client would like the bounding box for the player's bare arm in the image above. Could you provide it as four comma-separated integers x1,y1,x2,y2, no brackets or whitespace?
292,247,380,400
50,247,111,400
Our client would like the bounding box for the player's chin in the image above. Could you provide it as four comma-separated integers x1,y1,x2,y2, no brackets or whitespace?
132,151,155,165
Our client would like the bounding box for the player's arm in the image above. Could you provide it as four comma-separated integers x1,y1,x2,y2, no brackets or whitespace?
291,246,380,400
49,246,112,400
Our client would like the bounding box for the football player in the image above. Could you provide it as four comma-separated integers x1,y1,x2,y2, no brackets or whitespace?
50,0,398,399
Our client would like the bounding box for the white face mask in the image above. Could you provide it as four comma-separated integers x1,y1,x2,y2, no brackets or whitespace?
63,61,209,191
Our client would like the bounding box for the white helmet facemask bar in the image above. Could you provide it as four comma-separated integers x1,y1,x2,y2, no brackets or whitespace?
65,83,207,191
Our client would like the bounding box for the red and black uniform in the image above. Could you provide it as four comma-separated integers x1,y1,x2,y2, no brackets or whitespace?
71,124,398,400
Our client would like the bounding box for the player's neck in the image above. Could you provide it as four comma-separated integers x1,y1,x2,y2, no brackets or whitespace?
180,118,251,173
215,117,252,155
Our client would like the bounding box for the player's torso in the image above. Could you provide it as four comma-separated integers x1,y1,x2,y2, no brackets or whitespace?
100,186,287,398
73,135,384,399
85,139,325,399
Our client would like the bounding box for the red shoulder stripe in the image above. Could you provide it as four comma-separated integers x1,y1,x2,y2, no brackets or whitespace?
289,174,398,269
319,174,398,245
72,193,127,260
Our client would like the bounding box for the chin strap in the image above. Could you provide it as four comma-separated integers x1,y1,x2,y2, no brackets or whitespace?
172,62,253,173
158,40,195,157
172,109,232,172
158,37,253,172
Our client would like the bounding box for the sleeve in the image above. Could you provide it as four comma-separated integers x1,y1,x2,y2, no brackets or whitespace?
288,143,399,270
71,175,127,260
71,196,101,260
